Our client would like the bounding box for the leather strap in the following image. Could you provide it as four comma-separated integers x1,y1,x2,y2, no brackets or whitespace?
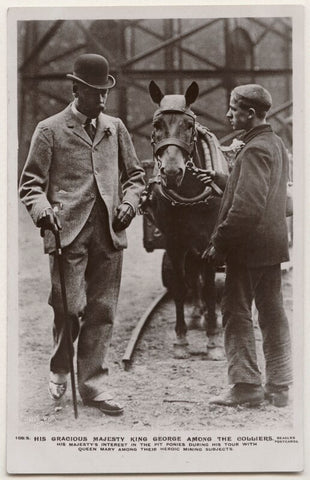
154,137,194,155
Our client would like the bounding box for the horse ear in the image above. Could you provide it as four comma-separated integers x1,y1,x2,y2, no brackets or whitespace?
185,81,199,106
149,81,164,105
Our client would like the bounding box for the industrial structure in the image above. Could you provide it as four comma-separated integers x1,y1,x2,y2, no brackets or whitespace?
18,17,292,175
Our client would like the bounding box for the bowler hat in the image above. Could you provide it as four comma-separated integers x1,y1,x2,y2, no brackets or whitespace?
67,53,116,89
232,84,272,111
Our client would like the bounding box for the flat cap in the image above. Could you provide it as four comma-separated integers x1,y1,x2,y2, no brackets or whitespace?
232,84,272,111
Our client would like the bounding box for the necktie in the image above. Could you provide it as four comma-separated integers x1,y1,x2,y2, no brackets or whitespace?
84,117,96,142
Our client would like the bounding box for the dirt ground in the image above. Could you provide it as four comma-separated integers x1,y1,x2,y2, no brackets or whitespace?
18,203,293,432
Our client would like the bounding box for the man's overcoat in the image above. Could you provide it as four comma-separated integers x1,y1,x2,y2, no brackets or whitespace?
19,105,145,253
212,124,289,267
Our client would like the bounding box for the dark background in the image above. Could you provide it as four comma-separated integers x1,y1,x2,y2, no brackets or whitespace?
18,17,292,177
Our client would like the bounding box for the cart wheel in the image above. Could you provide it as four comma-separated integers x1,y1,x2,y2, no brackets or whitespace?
161,251,174,289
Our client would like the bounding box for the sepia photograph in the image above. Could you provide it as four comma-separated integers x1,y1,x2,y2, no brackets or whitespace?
6,4,304,475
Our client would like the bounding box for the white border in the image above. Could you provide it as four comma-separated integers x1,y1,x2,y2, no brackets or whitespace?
2,1,309,478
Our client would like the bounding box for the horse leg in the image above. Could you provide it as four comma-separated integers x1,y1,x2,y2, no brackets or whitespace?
203,264,224,360
185,250,205,330
166,247,189,358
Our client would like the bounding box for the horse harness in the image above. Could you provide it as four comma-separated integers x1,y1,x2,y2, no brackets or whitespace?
139,106,224,213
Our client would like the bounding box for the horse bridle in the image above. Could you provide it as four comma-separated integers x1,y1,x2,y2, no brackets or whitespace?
149,107,222,207
151,107,197,161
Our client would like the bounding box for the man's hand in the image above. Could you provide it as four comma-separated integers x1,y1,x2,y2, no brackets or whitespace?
37,207,62,237
202,245,226,266
112,203,135,232
196,169,215,185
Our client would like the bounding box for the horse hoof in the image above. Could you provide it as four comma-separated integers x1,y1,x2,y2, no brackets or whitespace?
206,346,225,361
173,344,190,359
173,335,189,347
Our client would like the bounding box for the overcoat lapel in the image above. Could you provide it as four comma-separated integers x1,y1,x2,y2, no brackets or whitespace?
64,105,92,146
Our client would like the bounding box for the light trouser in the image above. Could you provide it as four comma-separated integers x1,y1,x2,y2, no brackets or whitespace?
48,199,123,401
222,261,292,389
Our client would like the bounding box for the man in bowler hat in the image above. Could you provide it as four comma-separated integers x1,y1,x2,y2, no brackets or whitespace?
19,54,145,415
205,84,292,407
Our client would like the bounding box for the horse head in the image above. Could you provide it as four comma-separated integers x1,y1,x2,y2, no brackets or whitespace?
149,80,199,189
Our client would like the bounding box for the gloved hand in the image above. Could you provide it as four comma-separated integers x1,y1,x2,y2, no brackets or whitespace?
202,245,226,266
112,203,135,232
37,207,62,237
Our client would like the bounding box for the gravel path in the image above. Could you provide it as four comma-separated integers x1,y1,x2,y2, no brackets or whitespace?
18,204,293,432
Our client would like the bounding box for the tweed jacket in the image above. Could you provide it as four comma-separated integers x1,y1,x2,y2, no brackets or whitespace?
212,124,289,267
19,104,145,254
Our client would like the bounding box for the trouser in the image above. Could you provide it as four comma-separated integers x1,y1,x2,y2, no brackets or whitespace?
48,199,123,401
222,261,292,388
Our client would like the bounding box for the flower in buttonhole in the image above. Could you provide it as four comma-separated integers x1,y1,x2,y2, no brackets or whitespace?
220,138,245,171
103,127,112,137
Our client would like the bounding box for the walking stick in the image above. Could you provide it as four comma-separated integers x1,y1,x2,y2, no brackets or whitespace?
54,229,78,419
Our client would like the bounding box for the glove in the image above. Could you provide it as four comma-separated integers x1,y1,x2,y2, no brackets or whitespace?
202,245,226,267
37,207,62,237
112,203,135,232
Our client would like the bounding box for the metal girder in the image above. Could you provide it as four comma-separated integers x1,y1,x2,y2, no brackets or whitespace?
120,68,292,79
194,107,227,127
19,20,64,72
22,67,292,82
123,77,149,93
268,100,292,118
122,19,143,29
277,18,292,30
37,88,69,106
38,43,87,67
198,82,223,98
122,19,221,69
248,18,292,41
130,83,226,134
22,73,66,80
18,17,292,163
75,21,117,67
133,22,221,69
254,20,279,45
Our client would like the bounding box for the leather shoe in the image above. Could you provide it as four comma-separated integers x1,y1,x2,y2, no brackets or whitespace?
265,386,289,407
48,381,67,400
84,399,124,416
210,384,264,407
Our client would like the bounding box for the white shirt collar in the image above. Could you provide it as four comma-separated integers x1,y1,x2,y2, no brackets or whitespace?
71,101,97,128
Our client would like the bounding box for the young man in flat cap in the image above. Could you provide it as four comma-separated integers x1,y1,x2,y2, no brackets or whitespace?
19,54,145,415
205,84,292,407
